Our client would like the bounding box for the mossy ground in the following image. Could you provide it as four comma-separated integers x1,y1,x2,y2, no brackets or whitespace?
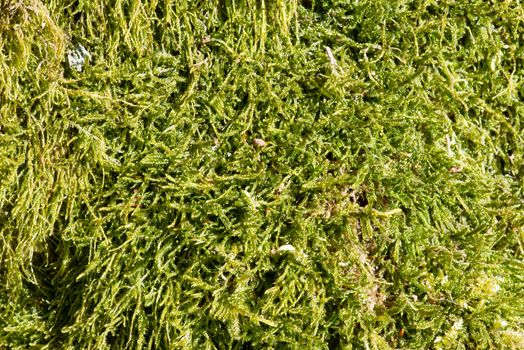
1,0,524,349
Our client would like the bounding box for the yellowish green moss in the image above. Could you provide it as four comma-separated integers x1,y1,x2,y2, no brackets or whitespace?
1,0,523,348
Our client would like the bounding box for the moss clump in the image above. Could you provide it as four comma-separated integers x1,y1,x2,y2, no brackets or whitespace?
1,0,523,348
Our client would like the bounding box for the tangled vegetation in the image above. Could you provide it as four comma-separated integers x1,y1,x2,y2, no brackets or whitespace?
1,0,523,348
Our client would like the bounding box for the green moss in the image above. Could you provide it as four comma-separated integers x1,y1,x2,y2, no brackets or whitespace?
1,0,523,348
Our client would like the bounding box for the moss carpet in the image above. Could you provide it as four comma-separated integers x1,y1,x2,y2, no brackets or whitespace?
1,0,523,348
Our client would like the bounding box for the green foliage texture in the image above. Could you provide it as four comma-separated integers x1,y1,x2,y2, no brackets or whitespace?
1,0,524,348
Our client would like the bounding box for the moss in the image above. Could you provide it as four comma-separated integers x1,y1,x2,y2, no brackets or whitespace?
1,0,523,348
